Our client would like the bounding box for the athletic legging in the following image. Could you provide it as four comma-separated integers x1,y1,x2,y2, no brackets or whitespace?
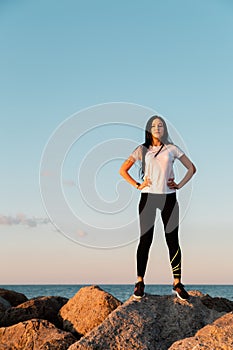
137,192,181,279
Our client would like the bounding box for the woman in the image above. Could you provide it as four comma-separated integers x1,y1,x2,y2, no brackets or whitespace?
119,116,196,300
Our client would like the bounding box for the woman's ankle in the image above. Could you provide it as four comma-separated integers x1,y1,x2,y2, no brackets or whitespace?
173,278,181,286
137,276,144,283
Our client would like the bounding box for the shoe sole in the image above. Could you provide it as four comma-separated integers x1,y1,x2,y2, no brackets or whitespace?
172,289,189,301
133,293,145,299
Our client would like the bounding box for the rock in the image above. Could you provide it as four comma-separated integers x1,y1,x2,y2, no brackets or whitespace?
68,293,223,350
189,290,233,313
188,290,205,297
0,296,11,312
0,296,11,321
0,295,68,328
200,294,233,313
169,311,233,349
59,285,122,336
0,318,76,350
0,288,28,306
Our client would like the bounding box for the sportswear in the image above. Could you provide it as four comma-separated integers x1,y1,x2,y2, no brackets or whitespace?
130,144,184,194
133,281,145,298
173,282,190,301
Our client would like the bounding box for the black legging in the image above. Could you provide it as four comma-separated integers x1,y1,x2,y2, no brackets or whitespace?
137,192,181,279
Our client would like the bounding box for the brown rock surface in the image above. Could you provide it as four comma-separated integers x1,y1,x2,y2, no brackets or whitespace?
0,295,68,328
59,285,122,336
188,290,205,297
0,288,28,306
0,296,11,312
0,318,76,350
189,290,233,312
169,311,233,349
68,293,223,350
200,294,233,313
0,296,11,322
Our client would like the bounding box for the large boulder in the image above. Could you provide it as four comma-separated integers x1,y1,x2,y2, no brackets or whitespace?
0,288,28,306
0,295,68,328
0,318,76,350
189,290,233,313
0,296,11,320
68,293,223,350
169,311,233,349
200,294,233,313
0,296,11,312
59,285,122,336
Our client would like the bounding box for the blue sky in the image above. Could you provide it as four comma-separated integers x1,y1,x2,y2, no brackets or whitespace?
0,0,233,284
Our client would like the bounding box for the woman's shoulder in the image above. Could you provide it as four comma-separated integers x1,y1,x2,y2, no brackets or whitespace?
165,143,184,157
130,144,143,160
166,143,179,149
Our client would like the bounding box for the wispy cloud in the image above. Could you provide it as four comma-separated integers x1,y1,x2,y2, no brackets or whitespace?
40,170,54,177
62,179,76,187
0,214,50,228
76,229,87,238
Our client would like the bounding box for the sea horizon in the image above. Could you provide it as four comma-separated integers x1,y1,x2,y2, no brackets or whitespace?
1,284,232,302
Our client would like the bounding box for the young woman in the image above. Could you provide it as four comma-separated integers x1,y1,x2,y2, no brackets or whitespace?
119,116,196,300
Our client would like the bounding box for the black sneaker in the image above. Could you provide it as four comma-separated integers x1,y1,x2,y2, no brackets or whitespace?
173,282,190,301
133,281,145,298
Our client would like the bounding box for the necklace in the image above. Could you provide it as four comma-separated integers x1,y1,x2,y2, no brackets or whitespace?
153,143,164,158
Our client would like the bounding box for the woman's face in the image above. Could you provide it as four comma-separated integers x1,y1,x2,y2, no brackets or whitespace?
151,118,164,139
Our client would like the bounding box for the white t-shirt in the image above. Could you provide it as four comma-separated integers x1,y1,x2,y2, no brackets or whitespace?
130,144,184,194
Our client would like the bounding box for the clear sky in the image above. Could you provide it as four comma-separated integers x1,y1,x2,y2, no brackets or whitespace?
0,0,233,285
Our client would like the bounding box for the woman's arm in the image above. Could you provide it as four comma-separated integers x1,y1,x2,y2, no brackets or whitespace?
168,154,196,190
119,156,152,190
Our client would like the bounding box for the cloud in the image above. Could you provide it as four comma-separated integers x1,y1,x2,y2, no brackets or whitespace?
40,170,54,177
0,214,51,228
63,179,76,187
76,229,87,238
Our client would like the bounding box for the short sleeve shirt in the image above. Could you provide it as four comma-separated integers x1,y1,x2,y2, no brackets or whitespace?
130,144,184,194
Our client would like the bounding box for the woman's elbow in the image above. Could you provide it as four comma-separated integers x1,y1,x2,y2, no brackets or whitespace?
119,167,125,177
192,163,197,174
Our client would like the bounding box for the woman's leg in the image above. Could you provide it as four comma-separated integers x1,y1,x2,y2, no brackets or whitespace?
136,193,157,280
161,193,181,282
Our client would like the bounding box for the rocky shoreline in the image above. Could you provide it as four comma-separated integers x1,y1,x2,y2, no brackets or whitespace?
0,285,232,349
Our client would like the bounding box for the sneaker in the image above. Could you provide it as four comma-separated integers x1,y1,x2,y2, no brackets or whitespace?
133,281,145,298
173,282,190,301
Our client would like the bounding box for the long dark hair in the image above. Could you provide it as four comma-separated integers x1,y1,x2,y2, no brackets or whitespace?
141,115,173,178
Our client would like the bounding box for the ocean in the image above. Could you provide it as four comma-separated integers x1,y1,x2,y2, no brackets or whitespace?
1,284,232,302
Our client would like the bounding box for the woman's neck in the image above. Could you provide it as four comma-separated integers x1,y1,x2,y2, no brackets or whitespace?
152,138,162,146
